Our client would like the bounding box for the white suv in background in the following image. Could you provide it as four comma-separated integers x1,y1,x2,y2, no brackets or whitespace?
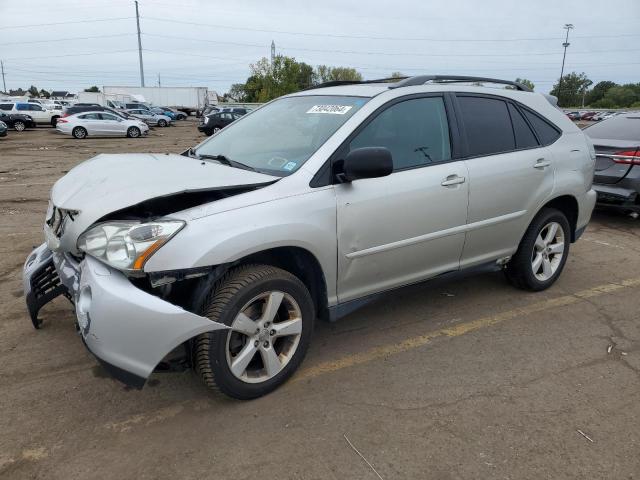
0,102,60,126
23,75,597,399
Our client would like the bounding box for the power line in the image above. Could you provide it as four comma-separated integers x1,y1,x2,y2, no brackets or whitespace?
2,33,135,46
0,16,133,30
142,16,640,42
3,49,139,61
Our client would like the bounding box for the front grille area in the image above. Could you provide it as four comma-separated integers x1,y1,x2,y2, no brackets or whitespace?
26,258,70,328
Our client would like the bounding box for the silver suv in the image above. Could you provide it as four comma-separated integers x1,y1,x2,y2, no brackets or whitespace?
23,76,597,399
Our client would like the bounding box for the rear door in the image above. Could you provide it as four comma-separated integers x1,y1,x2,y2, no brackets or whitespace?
78,113,102,135
455,94,556,267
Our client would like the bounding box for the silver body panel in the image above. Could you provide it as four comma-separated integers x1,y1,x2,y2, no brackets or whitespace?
23,83,597,387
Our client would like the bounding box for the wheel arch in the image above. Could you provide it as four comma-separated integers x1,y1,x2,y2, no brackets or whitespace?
539,194,579,242
234,246,329,321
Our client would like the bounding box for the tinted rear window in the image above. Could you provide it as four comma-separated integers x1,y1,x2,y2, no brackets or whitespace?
458,96,515,156
508,104,539,149
522,109,561,145
584,115,640,141
0,104,12,111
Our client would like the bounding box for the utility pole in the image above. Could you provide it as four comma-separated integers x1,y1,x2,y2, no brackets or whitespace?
271,40,275,65
158,73,161,87
557,23,573,104
135,1,145,87
0,61,6,93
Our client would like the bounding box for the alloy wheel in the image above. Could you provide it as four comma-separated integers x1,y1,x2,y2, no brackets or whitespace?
531,221,565,281
225,291,303,383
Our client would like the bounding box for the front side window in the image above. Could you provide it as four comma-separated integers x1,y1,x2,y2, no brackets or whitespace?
28,104,43,111
349,97,451,170
194,95,368,176
100,113,119,121
458,96,515,156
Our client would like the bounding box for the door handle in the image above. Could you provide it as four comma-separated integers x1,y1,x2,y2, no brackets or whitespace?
441,175,466,187
534,158,551,169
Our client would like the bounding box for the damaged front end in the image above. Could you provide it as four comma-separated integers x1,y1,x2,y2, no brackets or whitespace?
22,152,280,387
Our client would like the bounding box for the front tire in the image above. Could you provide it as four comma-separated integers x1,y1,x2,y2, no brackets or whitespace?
127,126,141,138
195,265,314,400
13,121,25,132
157,119,167,127
72,127,87,139
505,208,570,291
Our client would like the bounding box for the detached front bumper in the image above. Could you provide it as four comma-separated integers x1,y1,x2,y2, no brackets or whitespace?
23,244,228,388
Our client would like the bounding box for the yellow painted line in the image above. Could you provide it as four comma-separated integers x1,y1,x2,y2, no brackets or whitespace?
293,277,640,382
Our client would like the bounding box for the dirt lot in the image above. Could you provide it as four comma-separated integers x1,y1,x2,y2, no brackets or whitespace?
1,122,639,479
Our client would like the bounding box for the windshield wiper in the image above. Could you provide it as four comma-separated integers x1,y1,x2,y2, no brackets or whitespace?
196,153,258,172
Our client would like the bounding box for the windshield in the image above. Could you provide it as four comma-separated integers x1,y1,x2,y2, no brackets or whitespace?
194,95,368,176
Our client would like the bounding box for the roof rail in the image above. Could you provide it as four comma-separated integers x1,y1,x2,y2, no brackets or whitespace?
388,75,532,92
303,77,407,91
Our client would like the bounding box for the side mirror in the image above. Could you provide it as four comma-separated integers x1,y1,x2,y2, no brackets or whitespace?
341,147,393,182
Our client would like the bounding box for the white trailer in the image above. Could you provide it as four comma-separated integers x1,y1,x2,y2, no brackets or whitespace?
103,86,209,114
76,92,134,108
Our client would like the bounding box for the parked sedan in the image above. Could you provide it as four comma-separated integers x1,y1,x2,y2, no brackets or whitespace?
0,121,7,137
125,109,172,127
150,107,176,120
0,112,37,131
584,112,640,213
198,111,243,135
56,111,149,139
566,111,581,121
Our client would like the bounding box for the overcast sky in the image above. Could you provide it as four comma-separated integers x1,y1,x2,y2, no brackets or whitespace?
0,0,638,95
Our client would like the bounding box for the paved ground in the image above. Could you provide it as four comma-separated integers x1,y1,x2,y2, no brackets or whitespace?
1,123,639,480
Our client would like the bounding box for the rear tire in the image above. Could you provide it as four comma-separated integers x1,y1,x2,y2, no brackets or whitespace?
51,116,59,127
14,121,25,132
505,208,571,291
158,119,167,127
127,126,141,138
195,264,314,400
72,127,87,139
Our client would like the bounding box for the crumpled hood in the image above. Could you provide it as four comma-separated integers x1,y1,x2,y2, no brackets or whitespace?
50,153,278,251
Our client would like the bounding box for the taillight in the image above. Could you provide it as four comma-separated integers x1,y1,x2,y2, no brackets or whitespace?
612,149,640,165
61,113,69,117
56,119,68,123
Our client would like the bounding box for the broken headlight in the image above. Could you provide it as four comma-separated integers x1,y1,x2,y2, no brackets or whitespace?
77,220,184,272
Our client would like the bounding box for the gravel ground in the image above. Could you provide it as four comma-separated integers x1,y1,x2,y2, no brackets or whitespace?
1,122,639,480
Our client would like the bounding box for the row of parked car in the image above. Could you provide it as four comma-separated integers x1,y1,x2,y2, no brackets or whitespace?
0,100,190,139
566,110,621,122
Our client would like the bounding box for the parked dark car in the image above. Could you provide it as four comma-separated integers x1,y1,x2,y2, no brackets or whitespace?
0,120,7,137
62,105,129,119
566,111,581,121
0,112,37,131
581,111,598,121
198,111,244,135
584,112,640,213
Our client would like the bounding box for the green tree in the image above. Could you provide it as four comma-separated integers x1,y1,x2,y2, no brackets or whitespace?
585,81,616,105
592,84,640,108
550,72,592,107
39,89,50,98
245,56,314,102
84,86,100,92
314,65,363,84
28,85,39,97
515,78,535,91
225,83,247,102
390,72,406,79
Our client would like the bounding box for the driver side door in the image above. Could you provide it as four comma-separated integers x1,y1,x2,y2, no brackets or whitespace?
335,95,469,302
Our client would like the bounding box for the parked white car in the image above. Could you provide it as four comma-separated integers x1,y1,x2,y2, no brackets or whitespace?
0,102,60,126
56,111,149,139
125,108,172,127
